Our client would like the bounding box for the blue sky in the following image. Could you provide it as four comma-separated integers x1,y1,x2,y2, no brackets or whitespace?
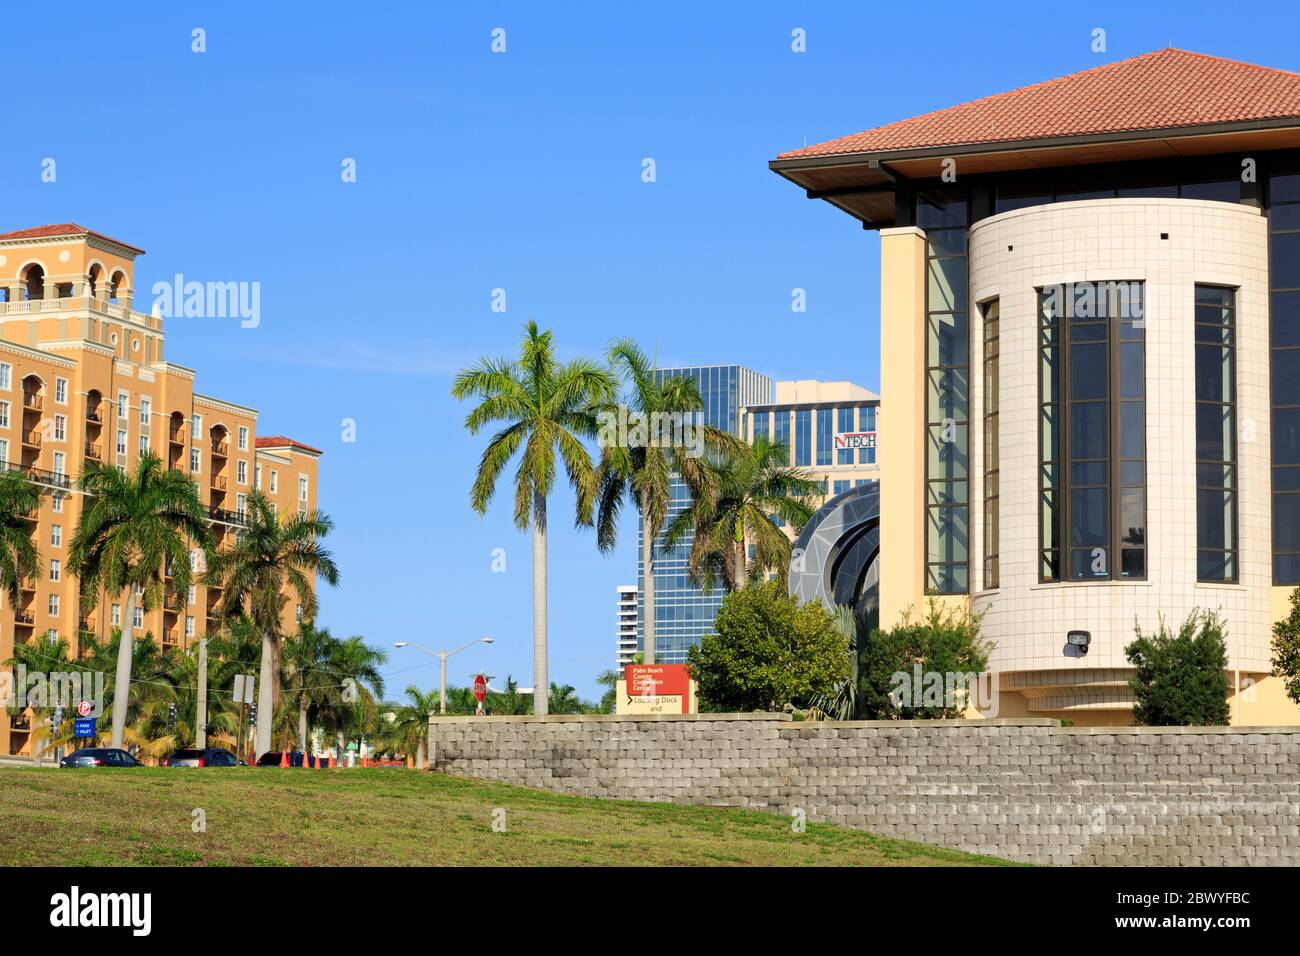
5,2,1299,700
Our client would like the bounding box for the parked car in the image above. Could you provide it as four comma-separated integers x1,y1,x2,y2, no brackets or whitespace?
255,751,322,768
59,748,142,768
162,748,240,767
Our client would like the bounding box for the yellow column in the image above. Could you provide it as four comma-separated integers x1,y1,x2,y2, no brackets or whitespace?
878,226,927,628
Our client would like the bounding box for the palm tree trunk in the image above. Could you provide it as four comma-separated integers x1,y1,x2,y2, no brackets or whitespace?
109,591,136,749
298,695,309,753
734,528,745,591
255,631,275,756
641,488,656,666
195,637,208,748
532,490,548,717
336,728,346,766
416,737,426,770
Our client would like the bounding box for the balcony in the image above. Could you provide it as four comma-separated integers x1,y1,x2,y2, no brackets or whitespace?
13,609,34,626
162,628,181,647
9,713,30,732
21,431,41,449
86,403,103,425
211,439,229,458
19,465,71,491
22,393,42,412
169,427,185,445
211,474,228,492
0,292,164,332
207,505,245,526
19,578,35,593
84,442,101,461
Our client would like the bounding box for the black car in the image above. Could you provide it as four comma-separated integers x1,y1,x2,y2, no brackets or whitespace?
59,748,142,768
255,751,322,768
162,748,240,767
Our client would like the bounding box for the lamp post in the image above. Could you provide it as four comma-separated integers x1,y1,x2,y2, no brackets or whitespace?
394,637,494,714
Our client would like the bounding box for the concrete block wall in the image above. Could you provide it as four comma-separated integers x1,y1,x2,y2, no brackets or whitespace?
428,715,1300,865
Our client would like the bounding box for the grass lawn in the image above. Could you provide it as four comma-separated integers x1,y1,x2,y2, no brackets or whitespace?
0,766,1016,866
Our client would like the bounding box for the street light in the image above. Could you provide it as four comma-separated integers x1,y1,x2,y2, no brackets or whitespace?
394,637,495,714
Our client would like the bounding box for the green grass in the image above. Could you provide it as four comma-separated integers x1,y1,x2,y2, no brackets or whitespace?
0,767,1017,867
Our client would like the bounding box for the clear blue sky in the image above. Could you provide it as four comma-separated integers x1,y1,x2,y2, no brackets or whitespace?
4,2,1298,700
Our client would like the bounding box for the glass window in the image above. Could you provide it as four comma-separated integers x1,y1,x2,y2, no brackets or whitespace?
859,406,877,464
982,299,1000,590
815,408,832,466
925,191,969,593
773,411,791,464
794,410,811,466
1038,281,1146,581
1271,167,1300,582
836,407,854,464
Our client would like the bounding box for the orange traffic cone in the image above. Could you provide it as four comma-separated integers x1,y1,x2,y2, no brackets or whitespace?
278,750,288,768
327,753,336,769
361,753,369,768
302,750,311,769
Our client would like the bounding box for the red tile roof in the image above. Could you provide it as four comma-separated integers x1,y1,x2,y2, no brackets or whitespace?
778,48,1300,160
256,435,323,455
0,223,144,254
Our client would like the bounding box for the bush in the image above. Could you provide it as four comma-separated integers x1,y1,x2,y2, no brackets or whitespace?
855,601,992,719
1125,611,1230,726
1270,587,1300,705
686,582,849,712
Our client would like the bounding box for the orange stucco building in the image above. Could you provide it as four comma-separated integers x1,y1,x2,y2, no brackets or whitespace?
0,224,320,756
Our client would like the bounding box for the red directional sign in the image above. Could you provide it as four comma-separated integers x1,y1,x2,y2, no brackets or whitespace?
77,700,92,718
473,674,488,703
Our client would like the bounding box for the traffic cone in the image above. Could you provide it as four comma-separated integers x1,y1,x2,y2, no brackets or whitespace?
278,749,288,768
327,753,336,769
302,750,311,769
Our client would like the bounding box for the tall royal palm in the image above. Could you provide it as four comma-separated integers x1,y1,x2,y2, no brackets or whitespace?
0,469,42,612
68,452,211,749
452,320,616,715
664,436,820,592
203,489,339,757
282,623,344,754
594,340,739,664
330,634,387,758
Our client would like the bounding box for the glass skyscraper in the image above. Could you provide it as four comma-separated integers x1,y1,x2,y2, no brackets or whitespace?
636,365,772,663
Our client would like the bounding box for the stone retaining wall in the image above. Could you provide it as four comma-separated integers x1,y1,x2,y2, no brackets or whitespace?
428,714,1300,865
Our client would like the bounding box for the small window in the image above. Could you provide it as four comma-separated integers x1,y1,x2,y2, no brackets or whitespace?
270,470,278,493
53,451,65,478
48,594,59,617
255,462,262,488
55,378,67,404
190,448,200,472
51,495,63,514
117,391,129,419
0,363,11,390
237,460,248,484
111,604,121,626
133,606,143,629
50,524,61,548
140,397,151,426
139,435,149,455
0,401,8,428
187,585,195,605
191,413,201,439
116,430,127,455
238,426,249,450
54,415,66,441
298,475,309,502
0,439,8,467
49,559,60,582
185,615,195,637
236,493,247,519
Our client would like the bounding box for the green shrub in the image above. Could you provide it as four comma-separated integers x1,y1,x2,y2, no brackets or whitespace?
1270,587,1300,705
1125,610,1230,726
686,582,849,712
855,601,992,719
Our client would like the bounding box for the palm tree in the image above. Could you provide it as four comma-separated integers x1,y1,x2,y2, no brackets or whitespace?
68,452,211,749
664,436,820,592
0,469,41,613
389,685,439,768
547,681,585,715
594,340,741,664
595,668,621,714
203,489,339,757
282,623,344,754
327,635,386,761
452,320,616,715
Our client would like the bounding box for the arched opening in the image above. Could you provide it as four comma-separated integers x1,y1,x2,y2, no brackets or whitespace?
20,375,45,474
86,264,103,300
21,264,44,301
168,411,186,470
209,424,229,500
109,270,127,304
84,389,104,463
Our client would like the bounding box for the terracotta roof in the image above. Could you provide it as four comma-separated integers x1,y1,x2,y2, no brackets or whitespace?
778,48,1300,160
255,435,323,455
0,223,145,254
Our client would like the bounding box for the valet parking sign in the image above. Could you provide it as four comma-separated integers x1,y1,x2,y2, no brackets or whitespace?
619,664,695,715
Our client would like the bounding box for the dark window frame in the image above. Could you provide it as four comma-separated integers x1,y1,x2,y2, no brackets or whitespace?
1195,283,1240,583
